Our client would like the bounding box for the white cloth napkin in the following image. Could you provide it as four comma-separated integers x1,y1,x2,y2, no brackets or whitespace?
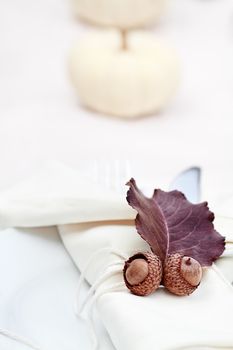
58,215,233,350
0,163,233,350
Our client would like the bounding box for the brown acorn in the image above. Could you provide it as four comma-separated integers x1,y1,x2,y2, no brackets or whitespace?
163,253,203,296
123,252,162,296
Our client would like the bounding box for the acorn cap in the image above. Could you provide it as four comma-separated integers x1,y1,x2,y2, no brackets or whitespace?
123,252,162,296
163,253,203,296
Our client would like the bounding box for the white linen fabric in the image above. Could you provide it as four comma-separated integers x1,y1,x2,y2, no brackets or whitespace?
0,164,233,350
58,217,233,350
0,163,134,228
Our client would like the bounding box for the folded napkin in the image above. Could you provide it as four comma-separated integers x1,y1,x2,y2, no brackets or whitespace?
0,163,233,350
0,163,133,227
58,215,233,350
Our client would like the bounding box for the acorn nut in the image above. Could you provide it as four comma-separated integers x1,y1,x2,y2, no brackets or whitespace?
163,253,203,296
123,252,162,296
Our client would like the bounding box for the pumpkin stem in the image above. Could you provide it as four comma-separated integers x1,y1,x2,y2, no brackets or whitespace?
121,29,128,50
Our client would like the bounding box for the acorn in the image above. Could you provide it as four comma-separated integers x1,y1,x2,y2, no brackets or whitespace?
123,252,162,296
163,253,203,296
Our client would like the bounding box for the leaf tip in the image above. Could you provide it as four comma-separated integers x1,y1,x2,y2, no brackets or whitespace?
125,177,136,187
126,178,137,206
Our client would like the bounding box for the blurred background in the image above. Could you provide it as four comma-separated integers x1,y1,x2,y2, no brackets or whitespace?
0,0,233,197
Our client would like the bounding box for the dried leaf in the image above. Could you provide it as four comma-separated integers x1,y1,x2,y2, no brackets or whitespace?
126,178,225,266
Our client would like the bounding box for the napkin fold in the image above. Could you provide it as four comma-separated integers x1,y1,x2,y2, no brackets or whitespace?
0,163,134,227
0,163,233,350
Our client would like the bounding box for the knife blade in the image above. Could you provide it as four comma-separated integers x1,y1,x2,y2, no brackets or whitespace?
169,167,201,203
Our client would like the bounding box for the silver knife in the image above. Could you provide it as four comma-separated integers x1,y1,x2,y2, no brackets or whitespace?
169,167,201,203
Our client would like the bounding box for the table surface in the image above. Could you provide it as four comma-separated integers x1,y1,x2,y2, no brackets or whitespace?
0,0,233,349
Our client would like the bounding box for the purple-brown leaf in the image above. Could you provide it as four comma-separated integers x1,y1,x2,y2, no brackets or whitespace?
126,178,225,266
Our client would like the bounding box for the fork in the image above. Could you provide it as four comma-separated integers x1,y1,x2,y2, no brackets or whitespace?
84,159,132,195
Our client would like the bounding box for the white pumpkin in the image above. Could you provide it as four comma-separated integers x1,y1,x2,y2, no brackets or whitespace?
69,30,179,118
71,0,166,29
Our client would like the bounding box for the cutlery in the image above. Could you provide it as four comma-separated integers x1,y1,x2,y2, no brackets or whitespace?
169,166,201,203
86,161,201,203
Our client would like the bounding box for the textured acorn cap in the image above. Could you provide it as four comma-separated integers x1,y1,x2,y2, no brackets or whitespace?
123,252,162,296
163,253,202,296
